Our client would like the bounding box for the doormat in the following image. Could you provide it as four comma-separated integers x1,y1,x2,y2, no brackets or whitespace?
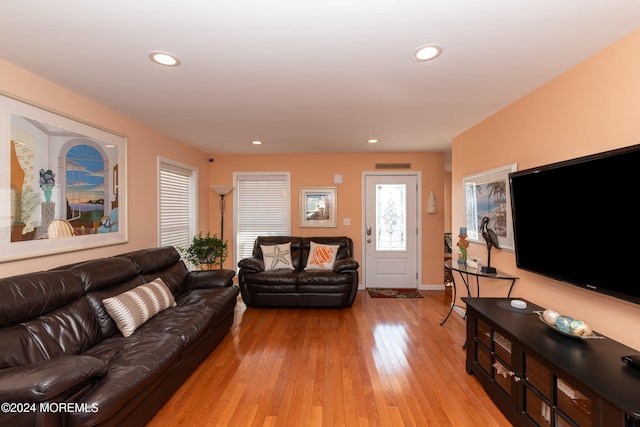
367,288,423,298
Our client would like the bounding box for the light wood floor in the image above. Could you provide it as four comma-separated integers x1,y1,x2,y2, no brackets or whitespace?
147,289,511,426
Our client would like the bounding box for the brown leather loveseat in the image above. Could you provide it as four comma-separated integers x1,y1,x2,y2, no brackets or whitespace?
238,236,359,308
0,246,238,427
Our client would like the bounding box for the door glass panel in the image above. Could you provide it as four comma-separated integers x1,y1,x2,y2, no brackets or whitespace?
376,184,406,250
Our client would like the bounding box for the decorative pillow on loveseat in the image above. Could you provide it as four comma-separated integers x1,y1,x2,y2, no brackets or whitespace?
305,241,340,270
102,278,176,337
261,242,294,271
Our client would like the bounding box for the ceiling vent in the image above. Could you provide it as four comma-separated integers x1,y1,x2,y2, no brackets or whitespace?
375,163,411,169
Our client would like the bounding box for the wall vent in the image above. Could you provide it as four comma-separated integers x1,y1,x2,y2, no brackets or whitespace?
375,163,411,169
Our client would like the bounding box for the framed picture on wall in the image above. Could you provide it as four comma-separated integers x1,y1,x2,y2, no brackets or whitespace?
299,186,337,228
463,164,516,251
1,92,128,263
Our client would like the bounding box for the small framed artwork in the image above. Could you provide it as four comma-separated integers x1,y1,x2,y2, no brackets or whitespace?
299,186,337,228
463,164,516,251
1,92,128,263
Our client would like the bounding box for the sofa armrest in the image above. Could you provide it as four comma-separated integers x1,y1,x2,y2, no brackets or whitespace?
0,355,107,402
237,256,264,272
186,269,235,291
333,257,359,273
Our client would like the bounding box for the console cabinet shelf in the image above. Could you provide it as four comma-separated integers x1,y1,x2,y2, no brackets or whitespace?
463,298,640,427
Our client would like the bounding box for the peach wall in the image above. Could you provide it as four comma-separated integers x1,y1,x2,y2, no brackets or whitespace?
1,59,211,277
209,152,445,286
452,30,640,350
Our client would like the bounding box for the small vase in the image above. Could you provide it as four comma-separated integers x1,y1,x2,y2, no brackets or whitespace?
44,184,54,204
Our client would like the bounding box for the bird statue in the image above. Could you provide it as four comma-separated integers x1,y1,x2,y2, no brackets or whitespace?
480,216,500,274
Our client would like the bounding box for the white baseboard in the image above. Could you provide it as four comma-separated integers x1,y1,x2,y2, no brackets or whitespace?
419,284,446,291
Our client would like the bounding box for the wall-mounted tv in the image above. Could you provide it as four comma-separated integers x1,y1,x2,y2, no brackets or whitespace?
509,144,640,305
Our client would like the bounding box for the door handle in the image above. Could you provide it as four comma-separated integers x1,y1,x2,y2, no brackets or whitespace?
366,226,372,236
367,239,371,243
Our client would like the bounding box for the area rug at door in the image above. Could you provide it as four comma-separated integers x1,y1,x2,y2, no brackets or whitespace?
367,288,423,298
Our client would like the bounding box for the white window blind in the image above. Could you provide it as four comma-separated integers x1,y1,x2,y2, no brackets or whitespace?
235,173,290,264
159,160,196,249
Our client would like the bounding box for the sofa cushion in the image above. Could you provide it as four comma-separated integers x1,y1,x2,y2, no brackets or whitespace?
72,257,140,293
135,305,215,345
261,242,294,270
120,246,188,295
0,271,85,327
73,333,183,426
102,279,177,337
0,297,103,368
304,241,340,270
297,269,354,291
0,355,107,402
177,286,240,313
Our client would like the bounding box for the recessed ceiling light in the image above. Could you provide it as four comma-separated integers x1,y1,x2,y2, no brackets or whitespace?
368,139,379,144
412,44,443,62
149,51,181,67
251,140,263,145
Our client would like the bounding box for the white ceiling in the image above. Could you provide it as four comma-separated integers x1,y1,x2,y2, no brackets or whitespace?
1,1,639,160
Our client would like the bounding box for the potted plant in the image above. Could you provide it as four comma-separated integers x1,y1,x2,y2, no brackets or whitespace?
181,231,228,270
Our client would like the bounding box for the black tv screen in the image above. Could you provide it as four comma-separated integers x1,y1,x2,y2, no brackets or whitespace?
509,144,640,305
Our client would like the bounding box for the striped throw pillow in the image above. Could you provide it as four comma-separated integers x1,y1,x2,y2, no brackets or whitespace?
102,278,176,337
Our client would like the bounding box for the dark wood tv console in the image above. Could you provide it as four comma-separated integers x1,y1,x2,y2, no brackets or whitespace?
463,297,640,426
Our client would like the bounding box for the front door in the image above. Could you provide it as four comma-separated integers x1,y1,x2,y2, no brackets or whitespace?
363,173,420,289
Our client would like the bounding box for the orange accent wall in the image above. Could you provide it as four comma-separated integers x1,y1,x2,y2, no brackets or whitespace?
452,29,640,350
209,152,445,286
0,59,213,277
0,60,446,286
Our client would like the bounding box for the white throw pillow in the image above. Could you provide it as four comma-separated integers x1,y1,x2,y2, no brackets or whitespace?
261,242,294,271
305,241,340,270
102,278,176,337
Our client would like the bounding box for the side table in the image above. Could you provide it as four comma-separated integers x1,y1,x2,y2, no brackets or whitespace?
440,260,518,326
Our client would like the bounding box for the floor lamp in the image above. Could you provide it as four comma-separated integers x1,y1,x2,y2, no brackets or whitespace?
211,185,234,269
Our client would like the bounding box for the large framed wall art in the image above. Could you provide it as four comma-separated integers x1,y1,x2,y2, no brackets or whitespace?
299,186,337,228
463,164,516,251
1,92,127,263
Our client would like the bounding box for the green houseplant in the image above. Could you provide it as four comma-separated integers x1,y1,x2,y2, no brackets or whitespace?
181,231,228,270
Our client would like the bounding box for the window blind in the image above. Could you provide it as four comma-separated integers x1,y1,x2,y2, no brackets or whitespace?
159,161,196,249
235,173,290,263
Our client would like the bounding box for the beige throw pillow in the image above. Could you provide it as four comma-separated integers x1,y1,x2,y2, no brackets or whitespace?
102,278,176,337
305,241,340,270
261,242,294,271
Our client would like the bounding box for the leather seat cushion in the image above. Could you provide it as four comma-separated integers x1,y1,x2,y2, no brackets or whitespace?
296,270,353,293
242,270,299,291
177,286,239,313
72,333,183,426
135,305,218,345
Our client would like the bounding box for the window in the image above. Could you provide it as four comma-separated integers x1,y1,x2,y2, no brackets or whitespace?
158,158,197,248
64,141,110,227
234,172,290,264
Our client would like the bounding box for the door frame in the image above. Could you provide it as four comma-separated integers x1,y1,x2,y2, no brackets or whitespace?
361,171,422,289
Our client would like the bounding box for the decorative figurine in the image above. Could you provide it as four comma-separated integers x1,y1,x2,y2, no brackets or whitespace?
457,232,470,265
480,216,500,274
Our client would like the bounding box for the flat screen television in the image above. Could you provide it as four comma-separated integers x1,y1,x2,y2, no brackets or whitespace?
509,143,640,305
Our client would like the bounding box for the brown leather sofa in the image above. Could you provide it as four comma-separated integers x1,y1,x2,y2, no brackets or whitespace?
238,236,359,308
0,246,239,427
